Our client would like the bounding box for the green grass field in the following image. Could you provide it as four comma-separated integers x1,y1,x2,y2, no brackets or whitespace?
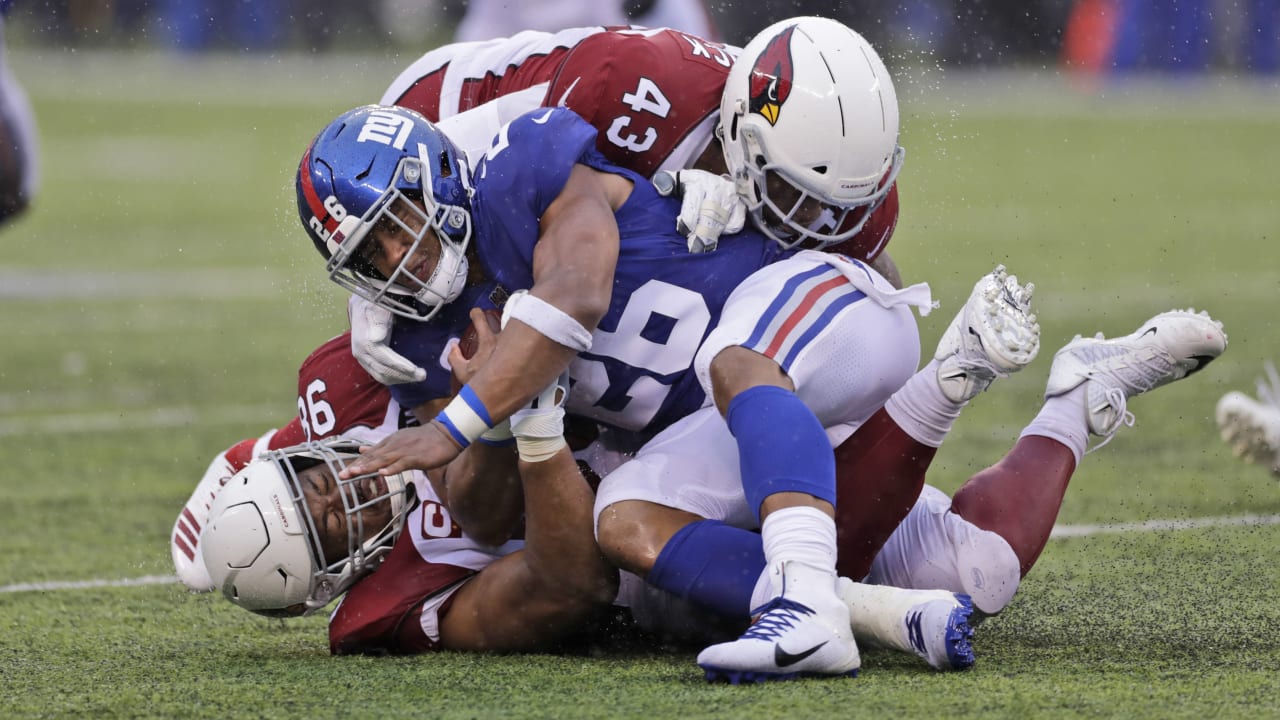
1,48,1278,719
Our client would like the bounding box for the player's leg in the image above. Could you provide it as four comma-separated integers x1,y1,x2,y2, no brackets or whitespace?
871,309,1227,618
832,264,1039,579
690,253,935,682
595,406,977,671
594,407,765,620
1216,360,1280,476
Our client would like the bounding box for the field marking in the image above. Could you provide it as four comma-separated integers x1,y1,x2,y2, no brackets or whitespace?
1049,513,1280,538
0,404,282,436
0,268,287,300
0,575,178,594
4,513,1278,595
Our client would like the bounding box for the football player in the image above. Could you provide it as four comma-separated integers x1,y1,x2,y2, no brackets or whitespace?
352,20,904,388
296,18,1016,682
191,307,971,662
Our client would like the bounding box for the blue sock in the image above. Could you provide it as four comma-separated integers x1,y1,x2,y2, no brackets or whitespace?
727,385,836,519
648,520,765,619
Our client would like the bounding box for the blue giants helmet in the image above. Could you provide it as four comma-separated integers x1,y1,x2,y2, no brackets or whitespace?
297,105,474,321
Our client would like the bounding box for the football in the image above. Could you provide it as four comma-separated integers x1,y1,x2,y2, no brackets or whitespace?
458,308,503,359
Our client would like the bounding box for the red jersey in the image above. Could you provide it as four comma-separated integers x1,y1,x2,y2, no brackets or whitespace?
380,25,901,260
204,333,521,655
382,26,733,176
215,332,412,473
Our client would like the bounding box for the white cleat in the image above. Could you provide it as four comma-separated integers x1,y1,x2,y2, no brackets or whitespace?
171,452,237,592
935,265,1041,403
1045,309,1227,445
837,579,976,671
1216,362,1280,476
697,561,860,683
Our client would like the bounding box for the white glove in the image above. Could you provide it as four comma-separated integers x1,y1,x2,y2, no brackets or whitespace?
510,371,570,462
348,294,426,385
653,169,747,254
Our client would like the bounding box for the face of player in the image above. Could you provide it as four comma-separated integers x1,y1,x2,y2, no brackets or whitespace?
358,194,442,292
297,462,396,566
759,170,868,246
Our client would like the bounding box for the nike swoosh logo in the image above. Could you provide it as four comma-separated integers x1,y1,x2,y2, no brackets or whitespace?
556,77,581,107
531,108,555,124
1140,326,1158,338
774,641,827,667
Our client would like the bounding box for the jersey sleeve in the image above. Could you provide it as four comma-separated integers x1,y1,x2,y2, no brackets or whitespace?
327,513,476,655
547,28,733,177
292,332,404,441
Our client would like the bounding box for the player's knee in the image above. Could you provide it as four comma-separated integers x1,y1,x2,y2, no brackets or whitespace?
952,524,1022,616
708,346,791,415
595,500,667,576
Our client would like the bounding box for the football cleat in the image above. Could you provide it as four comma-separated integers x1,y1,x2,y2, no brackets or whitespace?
1044,309,1227,445
1216,362,1280,476
935,265,1041,403
697,561,860,683
837,579,976,671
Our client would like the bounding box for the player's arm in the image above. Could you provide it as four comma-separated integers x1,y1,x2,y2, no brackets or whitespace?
429,440,523,547
464,163,626,421
437,402,618,651
342,164,629,478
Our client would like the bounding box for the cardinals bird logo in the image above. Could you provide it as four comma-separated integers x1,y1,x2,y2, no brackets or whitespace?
748,25,796,126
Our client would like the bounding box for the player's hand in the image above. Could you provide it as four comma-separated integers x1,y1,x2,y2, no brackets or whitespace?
653,169,746,254
339,423,463,479
348,294,426,385
447,308,502,388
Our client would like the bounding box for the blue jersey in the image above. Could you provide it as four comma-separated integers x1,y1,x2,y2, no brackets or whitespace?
386,281,505,410
471,108,789,437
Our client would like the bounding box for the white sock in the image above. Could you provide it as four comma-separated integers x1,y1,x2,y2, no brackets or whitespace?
884,359,963,448
1021,385,1088,465
749,506,838,610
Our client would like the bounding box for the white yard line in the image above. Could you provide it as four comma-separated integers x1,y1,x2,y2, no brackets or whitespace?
0,404,282,436
3,513,1278,595
0,268,286,300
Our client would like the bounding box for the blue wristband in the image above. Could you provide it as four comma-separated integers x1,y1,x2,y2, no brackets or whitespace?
435,385,494,449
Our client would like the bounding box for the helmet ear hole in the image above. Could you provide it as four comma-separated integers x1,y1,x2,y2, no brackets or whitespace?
437,150,452,179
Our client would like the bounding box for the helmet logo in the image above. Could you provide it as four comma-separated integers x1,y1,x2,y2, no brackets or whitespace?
748,25,796,126
356,110,413,151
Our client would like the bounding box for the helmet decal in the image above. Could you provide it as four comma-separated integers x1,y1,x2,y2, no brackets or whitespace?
298,142,349,245
747,24,796,126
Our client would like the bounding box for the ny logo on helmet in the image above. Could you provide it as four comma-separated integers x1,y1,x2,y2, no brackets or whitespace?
747,25,796,126
357,110,413,150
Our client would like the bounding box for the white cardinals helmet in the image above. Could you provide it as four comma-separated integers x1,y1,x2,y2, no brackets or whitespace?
718,17,904,253
200,437,414,616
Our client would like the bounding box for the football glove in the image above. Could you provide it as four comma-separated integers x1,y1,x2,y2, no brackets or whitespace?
653,169,746,254
348,294,426,385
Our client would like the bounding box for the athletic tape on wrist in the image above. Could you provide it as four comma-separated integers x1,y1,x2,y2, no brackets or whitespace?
435,385,494,449
504,292,593,352
513,408,567,462
516,435,567,463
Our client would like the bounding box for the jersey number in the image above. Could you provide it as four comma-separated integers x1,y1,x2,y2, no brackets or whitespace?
298,378,337,440
605,77,671,154
568,280,710,431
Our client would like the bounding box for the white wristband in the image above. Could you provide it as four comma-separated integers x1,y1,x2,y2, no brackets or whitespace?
502,291,593,352
435,385,494,449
